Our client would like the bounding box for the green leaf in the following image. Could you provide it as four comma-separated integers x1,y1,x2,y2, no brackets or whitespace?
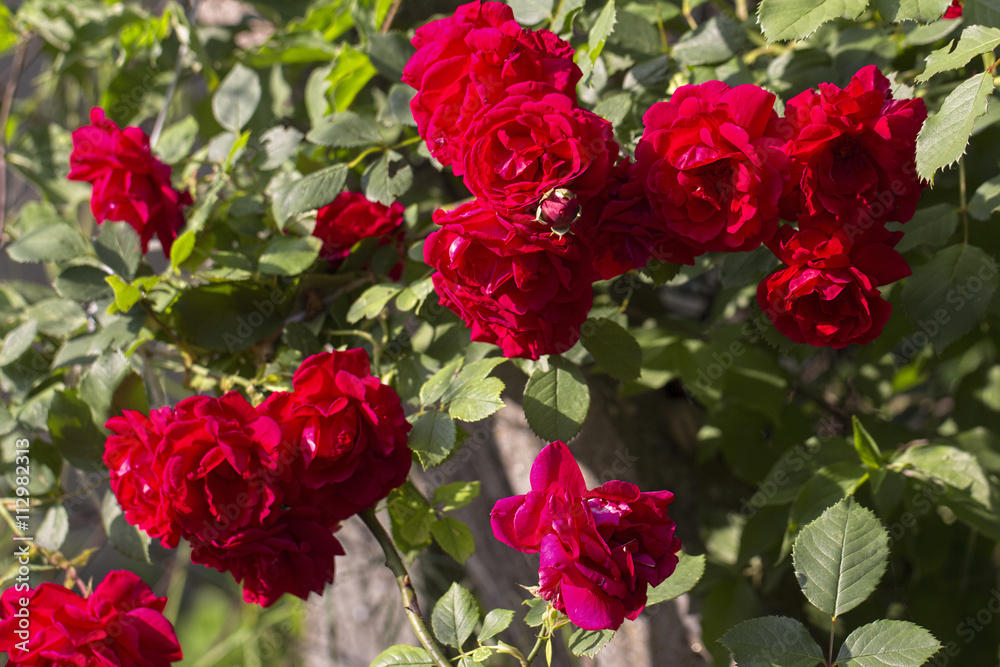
893,444,991,506
853,417,883,471
6,224,90,263
522,357,591,442
431,582,479,648
369,645,434,667
388,482,435,553
478,609,515,642
362,150,412,207
169,282,292,352
170,230,197,271
258,236,322,276
875,0,950,23
915,72,994,181
792,497,889,618
347,284,403,323
567,629,616,658
212,63,262,132
720,616,825,667
35,505,69,551
47,391,107,472
672,16,747,66
55,266,114,302
272,164,349,228
969,173,1000,220
101,491,152,564
430,517,476,564
646,552,706,605
837,620,941,667
80,349,131,422
105,275,142,312
507,0,555,24
901,244,999,351
790,462,870,531
153,116,199,164
886,203,957,252
0,320,37,367
307,111,383,148
408,411,457,468
368,32,416,82
581,318,642,382
94,223,142,280
260,126,304,170
523,597,548,627
588,0,617,64
448,377,505,422
917,25,1000,82
420,358,464,406
964,0,1000,27
432,481,481,511
758,0,868,42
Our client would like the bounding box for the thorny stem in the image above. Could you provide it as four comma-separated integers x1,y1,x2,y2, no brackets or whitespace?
360,508,452,667
0,39,29,244
151,0,203,146
381,0,404,33
524,634,547,666
549,0,566,31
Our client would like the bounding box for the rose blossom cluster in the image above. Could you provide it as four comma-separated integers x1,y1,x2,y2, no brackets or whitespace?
406,2,928,354
406,1,688,359
491,442,682,631
69,108,192,255
312,191,408,280
104,348,411,607
0,570,183,666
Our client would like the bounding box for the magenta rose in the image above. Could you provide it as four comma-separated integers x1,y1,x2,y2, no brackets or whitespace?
780,65,927,229
313,191,405,263
402,0,580,172
634,82,788,253
189,508,344,607
757,224,911,348
0,570,182,666
459,82,618,215
491,441,682,631
260,348,413,521
424,202,595,359
68,107,192,254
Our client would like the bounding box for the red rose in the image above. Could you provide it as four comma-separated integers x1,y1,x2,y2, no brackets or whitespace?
577,160,698,280
313,192,405,267
260,348,413,520
402,1,580,172
943,0,962,18
190,508,344,607
781,65,927,229
634,82,787,253
757,225,911,348
0,570,183,666
424,202,595,359
459,82,618,214
104,407,180,547
68,108,192,254
491,442,681,631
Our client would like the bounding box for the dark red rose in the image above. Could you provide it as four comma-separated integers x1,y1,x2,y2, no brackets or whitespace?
577,159,699,280
190,508,344,607
943,0,962,18
634,82,787,253
781,65,927,229
757,225,910,348
459,82,618,214
68,107,192,254
0,570,182,666
402,1,580,172
313,191,405,264
491,442,681,631
425,202,595,359
104,407,181,547
260,348,413,521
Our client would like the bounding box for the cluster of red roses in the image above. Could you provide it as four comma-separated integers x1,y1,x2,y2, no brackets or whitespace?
104,349,412,607
491,441,682,631
0,571,183,666
406,1,928,354
69,108,191,255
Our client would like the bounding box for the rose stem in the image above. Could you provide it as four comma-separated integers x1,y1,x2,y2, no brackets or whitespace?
360,507,452,667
